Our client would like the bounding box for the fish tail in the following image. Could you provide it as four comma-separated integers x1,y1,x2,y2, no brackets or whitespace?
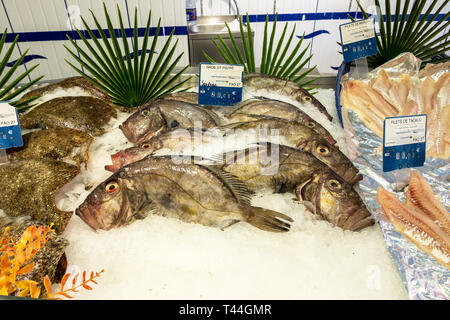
244,206,293,232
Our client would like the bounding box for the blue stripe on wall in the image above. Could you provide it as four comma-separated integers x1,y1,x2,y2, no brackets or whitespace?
3,11,449,43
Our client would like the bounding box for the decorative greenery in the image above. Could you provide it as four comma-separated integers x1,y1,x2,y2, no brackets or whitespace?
203,13,317,89
44,269,104,300
0,29,43,110
351,0,450,68
65,3,191,108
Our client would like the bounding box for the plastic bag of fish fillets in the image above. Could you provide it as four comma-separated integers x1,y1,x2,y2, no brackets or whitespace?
339,52,450,300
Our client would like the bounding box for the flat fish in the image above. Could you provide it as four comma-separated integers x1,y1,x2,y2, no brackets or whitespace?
7,127,93,168
19,96,118,136
244,73,334,121
0,158,80,234
17,76,111,105
77,156,293,233
0,215,69,297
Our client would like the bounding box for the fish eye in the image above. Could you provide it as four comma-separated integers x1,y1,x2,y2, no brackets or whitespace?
317,144,329,155
170,120,180,128
141,110,150,117
306,122,315,128
105,181,119,193
303,96,312,102
141,143,151,149
328,179,341,189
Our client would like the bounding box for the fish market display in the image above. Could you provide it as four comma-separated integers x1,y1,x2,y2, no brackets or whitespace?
7,127,93,168
17,76,111,105
20,96,118,136
108,117,361,185
0,159,80,234
120,98,220,144
0,215,69,297
77,156,293,233
376,183,449,269
222,98,336,144
244,73,333,121
340,57,450,160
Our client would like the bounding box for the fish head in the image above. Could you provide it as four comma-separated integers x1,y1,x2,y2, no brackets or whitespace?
119,103,167,144
296,172,374,231
105,138,163,172
76,172,145,230
301,138,362,184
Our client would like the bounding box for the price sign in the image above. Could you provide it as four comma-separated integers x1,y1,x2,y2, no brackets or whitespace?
382,114,427,172
339,18,377,62
0,102,23,150
198,63,244,106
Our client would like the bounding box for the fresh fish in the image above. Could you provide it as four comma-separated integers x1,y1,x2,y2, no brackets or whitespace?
0,158,80,234
376,187,450,269
77,156,293,233
7,127,93,168
223,97,336,144
244,73,333,121
108,117,362,185
212,144,374,231
218,118,362,184
161,91,199,104
19,96,118,136
0,215,69,297
120,99,220,144
17,76,111,105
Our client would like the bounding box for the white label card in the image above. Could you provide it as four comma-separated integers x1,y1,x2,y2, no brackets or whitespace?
384,115,427,147
199,64,244,88
340,17,376,45
0,104,18,127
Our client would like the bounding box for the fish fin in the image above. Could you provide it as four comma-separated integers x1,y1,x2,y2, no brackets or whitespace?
202,165,253,206
245,206,293,232
219,219,240,230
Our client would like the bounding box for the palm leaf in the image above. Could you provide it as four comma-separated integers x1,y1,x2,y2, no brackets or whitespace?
353,0,450,68
0,30,43,110
65,2,191,108
203,13,316,90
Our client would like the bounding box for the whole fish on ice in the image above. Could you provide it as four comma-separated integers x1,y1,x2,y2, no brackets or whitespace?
7,127,93,168
120,99,220,144
108,117,362,185
77,156,293,233
19,96,118,136
0,158,80,234
244,73,333,121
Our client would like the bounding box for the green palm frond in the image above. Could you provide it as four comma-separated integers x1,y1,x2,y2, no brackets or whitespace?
0,29,43,111
64,3,191,108
203,13,317,90
352,0,450,68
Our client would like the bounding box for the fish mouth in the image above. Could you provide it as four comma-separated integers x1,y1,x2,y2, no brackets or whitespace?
119,123,136,143
336,208,375,231
76,203,105,231
105,151,132,172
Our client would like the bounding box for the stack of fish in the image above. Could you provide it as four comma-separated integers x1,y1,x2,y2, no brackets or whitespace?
77,73,375,233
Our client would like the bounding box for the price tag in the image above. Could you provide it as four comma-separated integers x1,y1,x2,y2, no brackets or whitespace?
0,102,23,150
339,18,377,62
198,63,244,106
382,114,427,172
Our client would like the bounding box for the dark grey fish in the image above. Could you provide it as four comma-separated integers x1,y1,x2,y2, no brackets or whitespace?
77,156,293,233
